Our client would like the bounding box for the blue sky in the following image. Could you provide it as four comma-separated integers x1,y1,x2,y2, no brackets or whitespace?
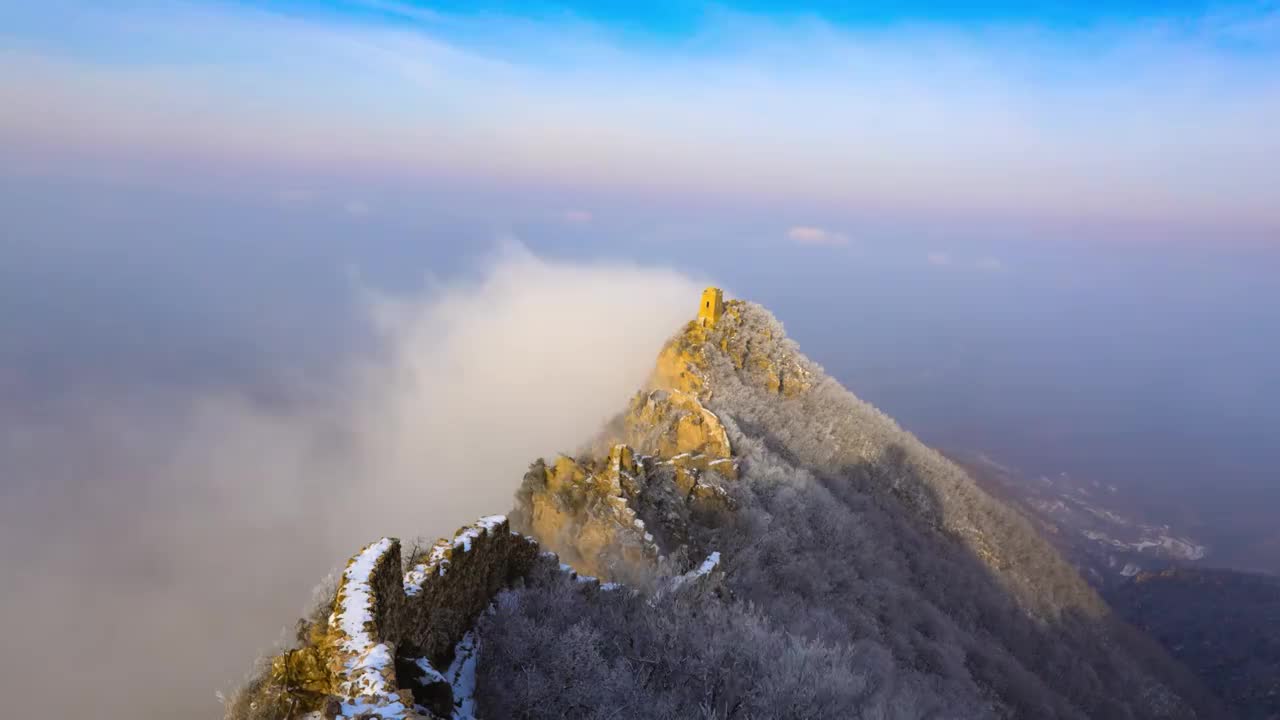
250,0,1228,30
2,0,1278,243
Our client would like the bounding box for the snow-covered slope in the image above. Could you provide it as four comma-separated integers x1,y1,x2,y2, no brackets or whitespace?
227,290,1223,720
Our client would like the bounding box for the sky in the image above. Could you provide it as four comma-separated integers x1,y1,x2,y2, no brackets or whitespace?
1,1,1279,718
2,0,1279,240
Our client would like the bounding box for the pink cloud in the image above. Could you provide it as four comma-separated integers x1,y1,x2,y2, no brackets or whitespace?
787,226,849,246
561,209,593,224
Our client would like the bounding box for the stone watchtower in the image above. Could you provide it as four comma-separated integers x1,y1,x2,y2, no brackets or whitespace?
698,287,725,327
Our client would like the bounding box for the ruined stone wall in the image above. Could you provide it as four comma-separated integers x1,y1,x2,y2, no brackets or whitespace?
400,517,539,667
241,517,539,720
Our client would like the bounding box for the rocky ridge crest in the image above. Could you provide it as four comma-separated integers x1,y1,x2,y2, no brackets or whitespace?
229,288,1220,720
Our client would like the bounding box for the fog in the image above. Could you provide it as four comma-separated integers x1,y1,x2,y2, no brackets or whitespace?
1,171,1277,718
0,243,702,718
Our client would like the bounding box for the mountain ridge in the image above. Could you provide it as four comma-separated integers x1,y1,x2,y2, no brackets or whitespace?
228,289,1222,720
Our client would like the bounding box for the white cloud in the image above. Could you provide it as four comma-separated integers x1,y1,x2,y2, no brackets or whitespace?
787,225,849,247
0,246,703,719
927,252,951,266
354,0,443,24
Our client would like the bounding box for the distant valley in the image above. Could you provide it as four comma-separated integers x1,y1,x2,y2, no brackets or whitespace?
955,452,1210,588
954,449,1280,720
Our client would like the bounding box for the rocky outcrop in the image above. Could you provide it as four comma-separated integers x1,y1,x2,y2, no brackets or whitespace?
232,517,539,720
511,450,659,582
650,292,812,399
622,389,731,462
511,440,734,583
508,290,759,584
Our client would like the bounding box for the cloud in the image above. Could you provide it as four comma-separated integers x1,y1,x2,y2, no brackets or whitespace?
561,209,593,225
927,252,952,266
343,200,372,217
974,256,1006,272
0,247,703,719
787,225,849,247
5,1,1277,234
355,0,443,24
272,189,313,208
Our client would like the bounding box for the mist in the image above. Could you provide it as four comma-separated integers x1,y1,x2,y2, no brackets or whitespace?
0,246,702,719
3,1,1278,714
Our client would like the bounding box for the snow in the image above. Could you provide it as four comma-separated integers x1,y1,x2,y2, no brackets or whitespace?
335,538,394,655
406,516,509,594
446,632,480,719
414,657,445,686
401,636,478,720
557,561,607,585
1083,528,1207,563
339,695,408,719
477,514,507,530
693,551,721,577
330,537,410,719
403,565,430,596
451,515,507,554
326,517,515,718
461,515,506,549
667,550,721,591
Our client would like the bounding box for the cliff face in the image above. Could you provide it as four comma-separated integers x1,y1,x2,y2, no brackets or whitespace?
230,288,1222,720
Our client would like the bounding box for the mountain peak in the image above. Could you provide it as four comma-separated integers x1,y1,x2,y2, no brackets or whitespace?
228,290,1223,720
651,289,812,398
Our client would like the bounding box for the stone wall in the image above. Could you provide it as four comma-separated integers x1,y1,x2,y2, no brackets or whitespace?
400,516,539,668
245,516,539,720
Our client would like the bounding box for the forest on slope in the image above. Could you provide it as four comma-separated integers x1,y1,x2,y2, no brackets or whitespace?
1109,569,1280,720
479,299,1220,719
227,296,1225,720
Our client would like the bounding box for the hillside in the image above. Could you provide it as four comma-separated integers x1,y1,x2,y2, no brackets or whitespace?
228,289,1220,720
955,451,1209,589
1109,568,1280,720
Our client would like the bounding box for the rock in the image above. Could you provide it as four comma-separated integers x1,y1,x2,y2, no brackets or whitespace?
623,389,732,463
649,292,811,400
513,453,658,581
